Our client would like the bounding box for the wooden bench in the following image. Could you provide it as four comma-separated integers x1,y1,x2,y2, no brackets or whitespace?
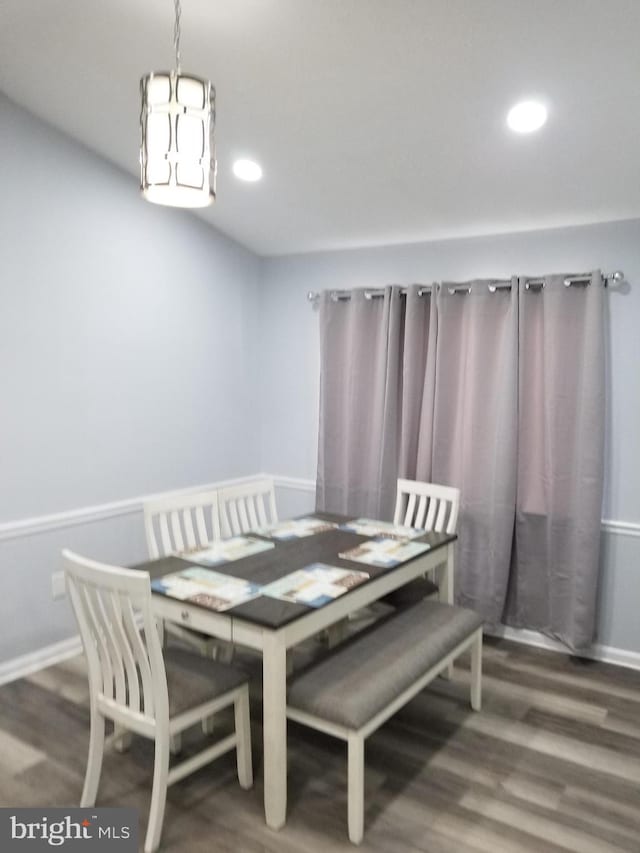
287,599,483,844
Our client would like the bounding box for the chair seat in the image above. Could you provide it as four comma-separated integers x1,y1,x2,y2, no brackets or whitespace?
164,647,248,717
288,600,482,730
380,576,439,609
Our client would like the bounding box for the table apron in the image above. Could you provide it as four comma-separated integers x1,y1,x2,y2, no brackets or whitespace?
151,596,233,642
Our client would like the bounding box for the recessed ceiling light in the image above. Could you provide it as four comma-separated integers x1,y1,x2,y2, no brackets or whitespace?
507,100,548,134
233,159,263,182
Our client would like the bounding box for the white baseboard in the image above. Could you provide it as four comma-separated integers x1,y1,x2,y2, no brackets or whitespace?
0,635,82,687
487,624,640,671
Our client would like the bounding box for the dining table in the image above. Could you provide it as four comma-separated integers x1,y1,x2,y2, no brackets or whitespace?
137,513,457,831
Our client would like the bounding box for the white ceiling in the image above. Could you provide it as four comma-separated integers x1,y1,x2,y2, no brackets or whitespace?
1,0,639,256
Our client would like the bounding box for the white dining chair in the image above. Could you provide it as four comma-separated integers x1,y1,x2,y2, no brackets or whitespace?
218,478,278,538
143,489,221,561
143,490,222,658
383,478,461,609
393,478,460,534
63,549,253,853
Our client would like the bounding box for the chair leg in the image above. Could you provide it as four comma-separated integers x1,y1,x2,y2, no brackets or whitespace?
347,733,364,844
144,734,170,853
234,688,253,790
114,727,133,753
80,707,105,807
325,619,349,648
214,642,235,664
470,629,482,711
202,715,215,735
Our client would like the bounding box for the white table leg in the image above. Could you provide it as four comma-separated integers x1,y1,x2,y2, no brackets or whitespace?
440,542,455,680
262,630,288,830
439,542,454,606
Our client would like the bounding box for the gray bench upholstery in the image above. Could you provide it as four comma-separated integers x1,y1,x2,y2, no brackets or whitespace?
287,599,483,844
289,599,482,729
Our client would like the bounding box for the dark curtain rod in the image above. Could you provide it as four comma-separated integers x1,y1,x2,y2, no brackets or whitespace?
307,271,625,303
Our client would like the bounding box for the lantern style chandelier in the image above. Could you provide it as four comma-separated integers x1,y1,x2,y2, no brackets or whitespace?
140,0,216,207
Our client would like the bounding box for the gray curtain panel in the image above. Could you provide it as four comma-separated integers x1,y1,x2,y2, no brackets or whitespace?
399,285,436,478
316,287,404,518
429,280,519,625
503,271,606,650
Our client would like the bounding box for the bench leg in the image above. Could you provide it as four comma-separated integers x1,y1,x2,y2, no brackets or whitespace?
347,733,364,844
470,629,482,711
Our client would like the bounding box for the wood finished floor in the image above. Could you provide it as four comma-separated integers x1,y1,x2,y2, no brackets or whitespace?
1,637,639,853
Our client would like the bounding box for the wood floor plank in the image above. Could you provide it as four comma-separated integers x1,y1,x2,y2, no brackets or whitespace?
445,667,609,725
458,791,630,853
484,654,640,703
560,786,640,837
523,706,640,758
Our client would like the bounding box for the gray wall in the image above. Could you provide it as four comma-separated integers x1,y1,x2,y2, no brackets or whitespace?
0,94,261,661
259,220,640,653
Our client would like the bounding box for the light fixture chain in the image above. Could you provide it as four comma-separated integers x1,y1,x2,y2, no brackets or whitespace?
173,0,182,72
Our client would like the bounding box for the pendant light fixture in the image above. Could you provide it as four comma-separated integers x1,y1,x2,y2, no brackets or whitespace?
140,0,216,207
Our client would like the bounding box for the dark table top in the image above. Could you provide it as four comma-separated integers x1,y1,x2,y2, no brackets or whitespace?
134,513,455,630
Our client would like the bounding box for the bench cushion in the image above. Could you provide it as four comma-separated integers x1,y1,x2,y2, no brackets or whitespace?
288,600,482,730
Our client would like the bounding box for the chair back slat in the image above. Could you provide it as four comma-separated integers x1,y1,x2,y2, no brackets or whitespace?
237,499,250,533
394,479,461,535
143,489,221,558
447,497,460,534
424,497,438,531
434,498,449,532
415,495,428,528
182,509,197,551
193,506,208,546
81,584,117,699
256,495,268,527
404,494,417,528
105,592,140,713
170,511,185,553
88,586,127,705
73,580,114,699
246,496,259,530
159,514,173,555
63,550,167,724
226,500,241,538
219,479,278,538
121,595,156,716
